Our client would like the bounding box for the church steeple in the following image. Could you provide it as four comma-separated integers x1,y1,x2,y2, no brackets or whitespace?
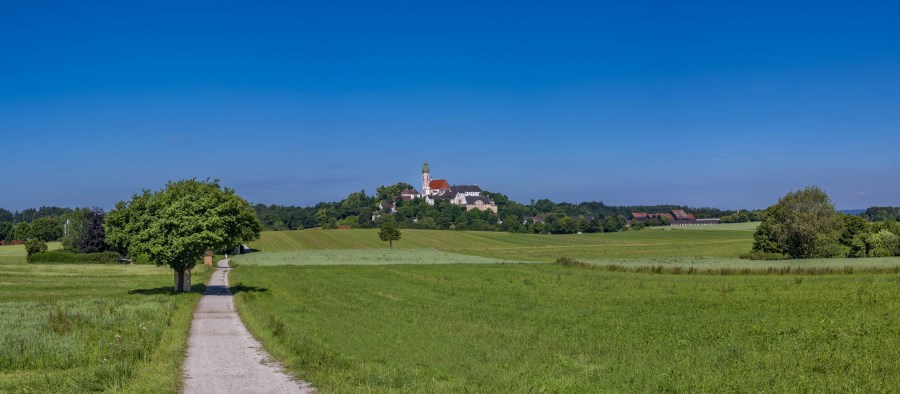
422,160,431,196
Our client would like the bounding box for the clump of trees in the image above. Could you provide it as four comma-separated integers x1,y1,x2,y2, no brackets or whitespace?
750,186,900,259
720,209,765,223
861,207,900,222
0,206,76,244
106,179,262,292
62,208,108,253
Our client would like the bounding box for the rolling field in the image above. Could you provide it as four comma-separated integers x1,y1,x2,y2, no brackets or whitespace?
231,249,537,266
0,256,211,392
245,226,900,269
231,264,900,392
248,225,756,262
0,242,62,264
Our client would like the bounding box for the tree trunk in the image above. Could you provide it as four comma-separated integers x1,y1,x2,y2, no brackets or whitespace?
389,240,392,249
173,268,192,292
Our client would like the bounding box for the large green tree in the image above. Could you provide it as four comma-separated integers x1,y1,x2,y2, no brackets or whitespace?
752,186,843,259
106,179,262,292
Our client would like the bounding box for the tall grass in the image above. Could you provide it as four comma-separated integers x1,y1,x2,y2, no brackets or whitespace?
0,261,211,392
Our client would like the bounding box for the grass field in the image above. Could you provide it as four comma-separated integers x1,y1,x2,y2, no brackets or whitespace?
248,226,756,262
245,226,900,270
0,256,211,392
0,242,62,264
231,249,537,266
231,263,900,392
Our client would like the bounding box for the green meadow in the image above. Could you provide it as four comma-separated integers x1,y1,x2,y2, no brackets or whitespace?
231,263,900,392
0,242,62,264
0,244,211,393
248,224,757,262
231,249,537,266
230,227,900,391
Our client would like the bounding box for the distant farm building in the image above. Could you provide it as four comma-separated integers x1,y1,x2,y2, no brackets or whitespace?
631,210,720,226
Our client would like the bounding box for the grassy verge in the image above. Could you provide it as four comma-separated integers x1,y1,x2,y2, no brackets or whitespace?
0,259,211,392
232,263,900,392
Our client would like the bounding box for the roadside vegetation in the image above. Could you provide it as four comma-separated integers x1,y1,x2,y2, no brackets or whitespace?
0,245,211,392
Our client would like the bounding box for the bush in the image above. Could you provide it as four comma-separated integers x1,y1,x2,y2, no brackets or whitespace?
739,251,791,261
24,239,48,255
554,256,594,269
821,243,851,258
28,251,121,264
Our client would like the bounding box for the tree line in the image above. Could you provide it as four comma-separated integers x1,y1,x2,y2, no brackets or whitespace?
250,182,743,234
750,187,900,259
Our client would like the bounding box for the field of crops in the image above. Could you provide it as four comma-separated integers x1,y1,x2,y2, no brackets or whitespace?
248,224,757,261
0,245,210,393
231,263,900,392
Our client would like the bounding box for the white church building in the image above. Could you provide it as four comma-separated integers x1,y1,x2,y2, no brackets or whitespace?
400,161,498,213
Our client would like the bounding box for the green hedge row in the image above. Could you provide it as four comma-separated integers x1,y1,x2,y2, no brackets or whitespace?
27,251,122,264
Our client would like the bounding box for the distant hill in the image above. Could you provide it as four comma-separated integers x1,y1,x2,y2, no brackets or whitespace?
838,209,865,216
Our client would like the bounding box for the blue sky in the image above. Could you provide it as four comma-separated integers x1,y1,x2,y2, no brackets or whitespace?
2,1,899,211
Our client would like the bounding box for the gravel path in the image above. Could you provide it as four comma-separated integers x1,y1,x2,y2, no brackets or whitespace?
182,259,315,394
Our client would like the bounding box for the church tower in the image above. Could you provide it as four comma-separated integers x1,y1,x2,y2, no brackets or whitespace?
422,160,431,196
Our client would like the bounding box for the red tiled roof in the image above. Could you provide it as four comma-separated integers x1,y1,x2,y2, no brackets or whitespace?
671,210,690,220
429,179,450,190
632,212,649,219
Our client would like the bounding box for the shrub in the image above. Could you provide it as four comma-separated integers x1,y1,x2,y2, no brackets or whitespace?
554,256,594,269
739,251,791,261
24,239,48,255
821,243,851,258
28,251,121,264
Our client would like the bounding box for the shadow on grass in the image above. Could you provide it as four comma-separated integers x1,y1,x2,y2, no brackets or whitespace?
230,284,268,295
128,284,208,295
129,284,267,296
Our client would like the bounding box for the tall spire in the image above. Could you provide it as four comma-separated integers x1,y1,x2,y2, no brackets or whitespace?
422,160,430,174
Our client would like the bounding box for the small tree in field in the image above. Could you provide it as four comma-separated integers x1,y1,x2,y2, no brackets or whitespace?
378,216,401,249
105,179,261,292
25,238,48,255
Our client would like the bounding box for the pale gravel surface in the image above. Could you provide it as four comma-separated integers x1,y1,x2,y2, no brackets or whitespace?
182,259,315,394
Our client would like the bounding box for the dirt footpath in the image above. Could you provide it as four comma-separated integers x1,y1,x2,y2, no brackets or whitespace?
182,259,315,394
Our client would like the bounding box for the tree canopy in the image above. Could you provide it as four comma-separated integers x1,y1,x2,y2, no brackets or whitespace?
752,186,842,258
378,216,401,249
105,179,262,291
